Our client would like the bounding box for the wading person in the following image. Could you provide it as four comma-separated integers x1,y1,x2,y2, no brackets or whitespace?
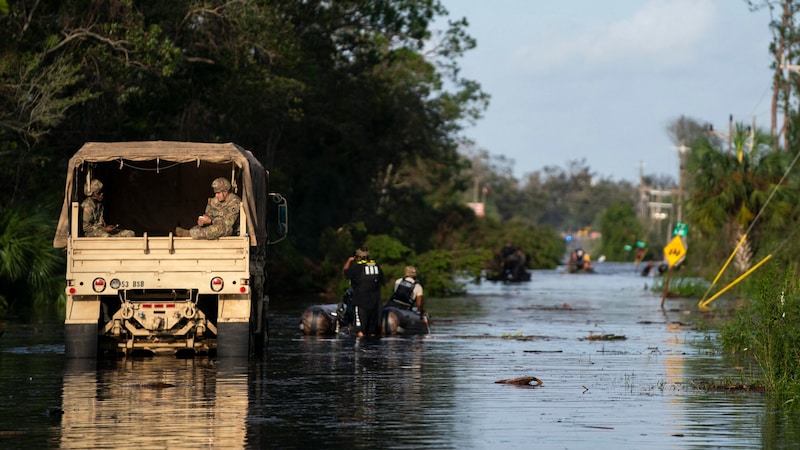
342,247,384,337
81,179,135,237
176,177,241,239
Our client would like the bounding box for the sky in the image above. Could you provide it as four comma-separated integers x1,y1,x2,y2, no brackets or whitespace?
438,0,776,184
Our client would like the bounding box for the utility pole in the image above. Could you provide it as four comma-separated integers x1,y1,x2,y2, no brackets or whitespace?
779,55,800,150
674,144,690,223
728,114,733,155
708,116,732,154
638,161,647,219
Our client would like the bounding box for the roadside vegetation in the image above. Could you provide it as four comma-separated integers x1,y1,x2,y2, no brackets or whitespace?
720,264,800,401
0,0,637,312
3,0,800,402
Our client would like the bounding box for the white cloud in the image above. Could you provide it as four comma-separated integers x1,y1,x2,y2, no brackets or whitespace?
512,0,717,72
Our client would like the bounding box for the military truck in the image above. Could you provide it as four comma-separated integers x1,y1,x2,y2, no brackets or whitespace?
53,141,287,358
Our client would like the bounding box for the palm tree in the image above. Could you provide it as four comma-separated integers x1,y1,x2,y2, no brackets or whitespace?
684,123,794,279
0,205,65,319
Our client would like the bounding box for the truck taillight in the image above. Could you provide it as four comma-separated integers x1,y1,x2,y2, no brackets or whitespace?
210,277,224,292
92,278,106,293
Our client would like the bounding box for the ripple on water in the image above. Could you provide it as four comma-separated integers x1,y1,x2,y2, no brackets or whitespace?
0,263,792,449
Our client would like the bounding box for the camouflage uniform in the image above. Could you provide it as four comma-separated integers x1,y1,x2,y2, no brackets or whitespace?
189,178,241,239
81,180,135,238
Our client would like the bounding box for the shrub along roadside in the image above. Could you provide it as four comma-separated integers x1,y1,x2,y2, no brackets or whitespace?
719,263,800,401
0,204,66,320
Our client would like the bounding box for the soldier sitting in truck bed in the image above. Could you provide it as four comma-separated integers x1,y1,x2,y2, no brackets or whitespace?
176,177,241,239
81,179,135,237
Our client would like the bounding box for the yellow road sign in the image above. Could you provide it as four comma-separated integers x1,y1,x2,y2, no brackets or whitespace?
663,235,687,267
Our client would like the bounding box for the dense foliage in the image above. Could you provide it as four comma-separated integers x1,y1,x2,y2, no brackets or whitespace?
0,204,65,319
598,202,644,261
0,0,594,314
9,0,796,328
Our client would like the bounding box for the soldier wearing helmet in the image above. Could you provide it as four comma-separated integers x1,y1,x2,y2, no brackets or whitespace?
176,177,241,239
211,177,231,193
80,179,135,237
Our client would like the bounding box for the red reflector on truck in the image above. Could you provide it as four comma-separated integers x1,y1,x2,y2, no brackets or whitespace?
92,278,106,293
210,277,224,292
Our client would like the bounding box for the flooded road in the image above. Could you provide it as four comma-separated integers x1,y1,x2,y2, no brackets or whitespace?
1,262,798,449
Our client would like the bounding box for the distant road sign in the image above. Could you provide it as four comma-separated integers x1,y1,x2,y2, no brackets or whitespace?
663,236,687,268
673,222,688,237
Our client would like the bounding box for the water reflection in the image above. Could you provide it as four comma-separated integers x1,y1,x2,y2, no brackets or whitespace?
5,263,800,448
60,357,248,449
247,335,454,449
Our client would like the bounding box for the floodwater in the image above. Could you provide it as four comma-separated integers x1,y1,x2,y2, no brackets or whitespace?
2,262,799,449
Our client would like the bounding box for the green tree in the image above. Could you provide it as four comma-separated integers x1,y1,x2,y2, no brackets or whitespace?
269,0,488,257
684,123,793,280
512,160,638,234
598,201,644,261
0,205,64,319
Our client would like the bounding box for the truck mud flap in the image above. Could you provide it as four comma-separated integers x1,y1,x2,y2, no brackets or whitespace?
216,322,250,357
64,324,98,358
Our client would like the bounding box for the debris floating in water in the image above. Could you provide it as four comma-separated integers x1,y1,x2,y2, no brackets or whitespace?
495,376,543,387
581,333,626,341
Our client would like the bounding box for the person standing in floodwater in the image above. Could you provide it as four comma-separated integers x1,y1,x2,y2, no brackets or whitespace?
343,247,384,337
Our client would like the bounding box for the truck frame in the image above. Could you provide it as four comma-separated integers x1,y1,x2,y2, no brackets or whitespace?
53,141,287,358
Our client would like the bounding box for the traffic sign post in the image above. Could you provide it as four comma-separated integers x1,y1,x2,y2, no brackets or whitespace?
661,235,688,308
663,235,687,268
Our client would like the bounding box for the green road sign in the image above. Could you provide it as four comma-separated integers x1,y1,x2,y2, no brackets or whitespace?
673,222,688,237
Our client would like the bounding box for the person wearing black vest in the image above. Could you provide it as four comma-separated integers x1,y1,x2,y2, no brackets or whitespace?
387,266,424,317
342,247,384,337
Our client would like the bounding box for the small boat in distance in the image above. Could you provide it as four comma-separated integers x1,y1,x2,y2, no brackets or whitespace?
487,243,532,282
565,247,595,273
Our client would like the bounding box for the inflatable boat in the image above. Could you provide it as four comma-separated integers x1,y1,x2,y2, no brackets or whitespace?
565,264,595,274
486,268,531,282
299,303,341,336
299,303,429,336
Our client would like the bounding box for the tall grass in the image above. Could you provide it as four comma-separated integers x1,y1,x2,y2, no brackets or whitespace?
719,263,800,399
651,275,711,297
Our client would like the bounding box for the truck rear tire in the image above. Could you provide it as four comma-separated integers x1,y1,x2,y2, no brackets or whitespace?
64,324,98,358
217,322,250,357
